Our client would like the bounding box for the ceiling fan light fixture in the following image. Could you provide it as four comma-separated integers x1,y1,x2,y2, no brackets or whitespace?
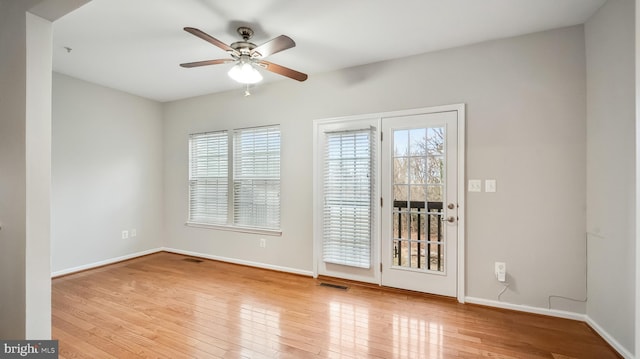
228,61,263,84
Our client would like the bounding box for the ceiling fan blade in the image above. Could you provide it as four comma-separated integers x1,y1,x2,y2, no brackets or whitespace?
180,59,235,68
184,27,239,56
257,60,307,82
251,35,296,58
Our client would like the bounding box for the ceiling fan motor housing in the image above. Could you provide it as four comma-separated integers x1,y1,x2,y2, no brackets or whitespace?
230,41,256,56
230,27,257,57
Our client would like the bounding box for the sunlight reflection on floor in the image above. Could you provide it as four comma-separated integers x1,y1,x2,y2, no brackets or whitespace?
393,313,443,359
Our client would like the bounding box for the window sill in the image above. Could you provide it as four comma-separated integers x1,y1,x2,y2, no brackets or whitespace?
185,222,282,236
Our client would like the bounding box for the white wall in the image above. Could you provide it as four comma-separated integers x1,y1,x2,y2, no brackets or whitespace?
637,0,640,355
52,73,164,273
25,11,53,340
0,0,84,339
164,26,588,313
0,0,34,339
585,0,636,356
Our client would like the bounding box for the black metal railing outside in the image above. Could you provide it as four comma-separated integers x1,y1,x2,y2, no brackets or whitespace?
393,200,443,271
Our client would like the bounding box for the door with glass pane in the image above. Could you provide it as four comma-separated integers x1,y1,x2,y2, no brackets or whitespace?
381,111,458,296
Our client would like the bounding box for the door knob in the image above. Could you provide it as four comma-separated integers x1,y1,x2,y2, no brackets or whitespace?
444,216,456,223
447,203,456,209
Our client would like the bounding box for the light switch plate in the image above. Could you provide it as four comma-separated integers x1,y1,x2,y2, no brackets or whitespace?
485,179,497,193
468,179,481,192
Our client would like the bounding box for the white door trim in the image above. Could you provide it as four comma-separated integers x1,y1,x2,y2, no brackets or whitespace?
312,104,465,303
456,104,466,303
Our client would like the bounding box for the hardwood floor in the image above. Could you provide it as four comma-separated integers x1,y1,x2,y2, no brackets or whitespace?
52,252,620,359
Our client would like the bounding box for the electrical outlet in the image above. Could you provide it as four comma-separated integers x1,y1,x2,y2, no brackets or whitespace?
121,230,129,239
131,229,137,237
260,238,266,248
495,262,506,282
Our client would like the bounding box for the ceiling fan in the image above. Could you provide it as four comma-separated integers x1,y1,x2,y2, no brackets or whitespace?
180,26,308,84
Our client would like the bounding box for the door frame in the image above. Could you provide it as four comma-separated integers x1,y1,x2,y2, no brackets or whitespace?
312,103,466,303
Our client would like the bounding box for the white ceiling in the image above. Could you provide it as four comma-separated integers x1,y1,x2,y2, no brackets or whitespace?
52,0,606,102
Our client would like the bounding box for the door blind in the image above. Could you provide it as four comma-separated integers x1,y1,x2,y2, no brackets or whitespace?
322,128,375,268
188,131,229,225
233,126,281,229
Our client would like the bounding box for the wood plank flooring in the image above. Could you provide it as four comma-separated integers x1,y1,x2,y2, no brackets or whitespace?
52,252,620,359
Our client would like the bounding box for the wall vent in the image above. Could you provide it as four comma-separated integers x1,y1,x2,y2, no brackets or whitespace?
182,258,203,263
319,282,348,290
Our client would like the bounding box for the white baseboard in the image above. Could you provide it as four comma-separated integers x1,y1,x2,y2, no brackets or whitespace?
51,247,163,278
162,247,314,277
465,296,586,321
466,297,633,358
585,316,634,359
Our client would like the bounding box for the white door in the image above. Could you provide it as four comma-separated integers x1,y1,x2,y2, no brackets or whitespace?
381,111,459,297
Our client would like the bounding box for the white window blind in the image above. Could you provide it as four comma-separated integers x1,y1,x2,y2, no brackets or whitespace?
233,126,281,229
189,131,229,225
322,127,375,268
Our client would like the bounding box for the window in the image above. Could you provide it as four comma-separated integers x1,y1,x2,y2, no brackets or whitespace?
188,125,281,232
189,131,228,225
322,127,375,268
233,127,281,229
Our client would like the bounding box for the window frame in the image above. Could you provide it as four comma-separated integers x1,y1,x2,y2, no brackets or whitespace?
186,125,282,236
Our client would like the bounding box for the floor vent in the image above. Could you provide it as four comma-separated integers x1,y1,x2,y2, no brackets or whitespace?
319,282,348,290
183,258,203,263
